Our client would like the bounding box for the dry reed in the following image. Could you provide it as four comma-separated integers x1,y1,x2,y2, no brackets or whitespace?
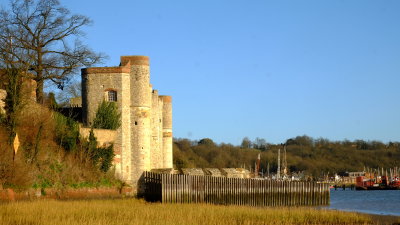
0,198,372,225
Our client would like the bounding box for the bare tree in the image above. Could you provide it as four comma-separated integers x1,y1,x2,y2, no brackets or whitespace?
240,137,252,149
254,137,268,151
55,80,81,106
0,0,106,103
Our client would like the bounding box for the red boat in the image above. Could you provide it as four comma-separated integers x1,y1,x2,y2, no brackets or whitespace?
356,175,400,190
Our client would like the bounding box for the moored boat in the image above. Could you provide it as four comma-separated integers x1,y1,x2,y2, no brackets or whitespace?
356,175,400,190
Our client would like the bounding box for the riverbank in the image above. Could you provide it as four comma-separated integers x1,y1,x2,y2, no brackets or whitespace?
324,209,400,225
0,187,133,201
0,198,372,225
363,213,400,225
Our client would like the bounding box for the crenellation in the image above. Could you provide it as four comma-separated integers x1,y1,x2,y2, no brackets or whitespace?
120,56,149,66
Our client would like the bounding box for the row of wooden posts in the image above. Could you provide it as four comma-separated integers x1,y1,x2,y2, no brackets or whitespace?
143,171,330,207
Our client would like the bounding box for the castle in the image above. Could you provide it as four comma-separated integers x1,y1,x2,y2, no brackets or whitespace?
0,56,173,189
81,55,173,187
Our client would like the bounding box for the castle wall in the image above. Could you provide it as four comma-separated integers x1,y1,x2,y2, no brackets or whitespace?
0,77,37,114
0,89,6,114
160,96,173,168
81,69,130,180
79,127,117,147
151,90,163,168
125,56,152,186
81,75,88,124
119,72,132,180
158,96,164,167
81,71,125,124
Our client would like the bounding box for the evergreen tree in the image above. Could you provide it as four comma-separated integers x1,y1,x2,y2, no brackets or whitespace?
92,101,121,130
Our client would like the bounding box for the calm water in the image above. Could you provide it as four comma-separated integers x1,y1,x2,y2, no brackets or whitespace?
324,189,400,216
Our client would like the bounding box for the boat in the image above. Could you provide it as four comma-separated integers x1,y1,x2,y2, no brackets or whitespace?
356,175,400,190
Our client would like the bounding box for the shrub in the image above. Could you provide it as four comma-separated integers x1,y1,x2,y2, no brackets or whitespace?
92,101,121,130
86,129,115,172
46,92,58,110
54,112,80,152
93,145,114,172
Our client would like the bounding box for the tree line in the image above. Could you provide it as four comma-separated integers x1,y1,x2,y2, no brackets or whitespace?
173,136,400,177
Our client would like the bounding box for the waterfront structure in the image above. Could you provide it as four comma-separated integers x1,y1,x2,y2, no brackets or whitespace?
81,56,173,187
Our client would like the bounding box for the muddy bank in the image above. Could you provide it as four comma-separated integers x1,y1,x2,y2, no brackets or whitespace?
0,187,134,201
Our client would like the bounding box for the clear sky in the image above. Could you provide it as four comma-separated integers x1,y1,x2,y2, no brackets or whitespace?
8,0,400,145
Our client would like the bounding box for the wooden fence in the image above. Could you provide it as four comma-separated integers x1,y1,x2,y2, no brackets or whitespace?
143,172,330,206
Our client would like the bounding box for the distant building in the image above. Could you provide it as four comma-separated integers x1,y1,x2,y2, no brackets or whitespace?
69,97,82,108
340,171,365,183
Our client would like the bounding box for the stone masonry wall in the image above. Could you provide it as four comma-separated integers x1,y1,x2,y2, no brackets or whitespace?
0,77,36,114
79,127,117,147
161,96,173,168
129,61,152,188
119,72,132,181
0,89,6,114
151,90,163,168
79,127,121,169
158,97,164,166
81,70,132,180
82,71,123,124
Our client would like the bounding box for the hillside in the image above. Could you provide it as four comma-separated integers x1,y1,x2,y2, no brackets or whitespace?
173,136,400,177
0,101,119,189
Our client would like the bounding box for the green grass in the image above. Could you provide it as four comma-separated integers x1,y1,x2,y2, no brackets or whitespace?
0,198,372,225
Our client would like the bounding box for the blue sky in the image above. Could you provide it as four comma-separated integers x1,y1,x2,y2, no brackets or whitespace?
7,0,400,145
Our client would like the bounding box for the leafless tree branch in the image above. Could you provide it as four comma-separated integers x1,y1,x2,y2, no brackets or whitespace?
0,0,107,103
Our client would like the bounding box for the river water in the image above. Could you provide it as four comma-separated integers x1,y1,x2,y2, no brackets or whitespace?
325,189,400,216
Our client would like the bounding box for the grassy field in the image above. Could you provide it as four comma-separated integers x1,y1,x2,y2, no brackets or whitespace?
0,198,375,225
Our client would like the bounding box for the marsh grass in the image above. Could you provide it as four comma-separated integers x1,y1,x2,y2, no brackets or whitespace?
0,198,372,225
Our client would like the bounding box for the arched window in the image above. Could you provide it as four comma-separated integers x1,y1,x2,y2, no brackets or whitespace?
107,90,117,102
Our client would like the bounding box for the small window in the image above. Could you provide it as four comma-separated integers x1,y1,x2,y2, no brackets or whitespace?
135,121,138,125
107,90,117,102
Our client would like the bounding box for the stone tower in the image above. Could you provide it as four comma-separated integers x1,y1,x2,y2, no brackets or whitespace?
81,55,173,188
161,95,173,168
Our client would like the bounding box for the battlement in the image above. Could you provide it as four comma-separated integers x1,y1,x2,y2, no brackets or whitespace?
120,55,149,66
159,95,172,103
81,56,149,75
81,65,130,75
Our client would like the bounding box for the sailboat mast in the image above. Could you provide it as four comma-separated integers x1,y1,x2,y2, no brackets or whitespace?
277,149,281,179
283,145,288,176
255,153,261,177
